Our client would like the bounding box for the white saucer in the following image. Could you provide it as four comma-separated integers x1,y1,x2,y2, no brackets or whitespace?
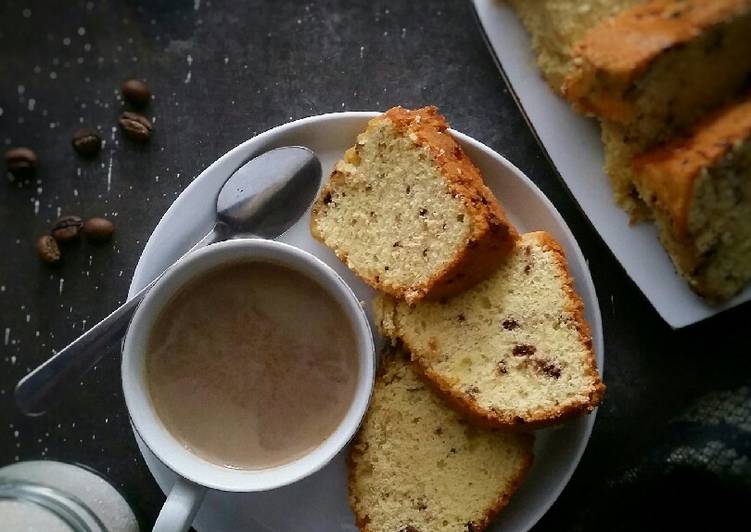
128,112,604,532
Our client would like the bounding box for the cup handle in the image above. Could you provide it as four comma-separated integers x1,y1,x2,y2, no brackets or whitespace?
152,477,207,532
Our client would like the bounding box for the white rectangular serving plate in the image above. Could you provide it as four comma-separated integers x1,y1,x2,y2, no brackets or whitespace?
471,0,751,328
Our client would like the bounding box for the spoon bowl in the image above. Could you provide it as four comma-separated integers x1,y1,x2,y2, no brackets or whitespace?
217,147,321,237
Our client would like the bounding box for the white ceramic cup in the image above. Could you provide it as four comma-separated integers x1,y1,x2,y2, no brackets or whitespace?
122,239,375,532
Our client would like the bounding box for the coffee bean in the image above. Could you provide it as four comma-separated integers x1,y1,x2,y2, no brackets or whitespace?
83,217,114,242
51,215,84,242
122,79,151,107
119,112,152,143
36,235,61,263
72,128,102,157
5,147,37,179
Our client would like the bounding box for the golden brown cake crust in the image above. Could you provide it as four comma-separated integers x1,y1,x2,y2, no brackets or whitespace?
632,94,751,237
382,106,519,302
563,0,751,121
395,233,605,430
347,348,535,532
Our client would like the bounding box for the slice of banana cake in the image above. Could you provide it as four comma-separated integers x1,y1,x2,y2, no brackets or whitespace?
349,347,533,532
311,106,518,304
375,231,605,429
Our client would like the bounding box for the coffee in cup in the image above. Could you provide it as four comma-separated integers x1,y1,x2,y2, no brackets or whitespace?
145,261,359,470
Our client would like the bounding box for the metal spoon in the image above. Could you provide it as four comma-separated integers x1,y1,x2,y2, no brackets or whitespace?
15,146,322,416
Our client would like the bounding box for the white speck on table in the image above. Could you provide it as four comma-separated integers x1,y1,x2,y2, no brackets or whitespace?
185,54,193,83
106,152,113,192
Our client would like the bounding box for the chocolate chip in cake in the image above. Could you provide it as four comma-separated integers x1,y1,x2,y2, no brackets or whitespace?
496,361,508,374
457,313,466,322
418,208,428,216
512,344,536,357
502,319,519,330
533,359,562,379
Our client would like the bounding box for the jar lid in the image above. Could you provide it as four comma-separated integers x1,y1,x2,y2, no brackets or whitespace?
0,478,107,532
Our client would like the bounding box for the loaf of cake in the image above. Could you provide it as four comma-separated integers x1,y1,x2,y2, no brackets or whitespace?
564,0,751,135
311,106,518,304
375,232,605,429
575,0,751,215
507,0,638,92
349,347,533,532
510,0,751,217
632,96,751,300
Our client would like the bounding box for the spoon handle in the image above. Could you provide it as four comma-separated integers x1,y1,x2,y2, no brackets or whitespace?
14,224,227,416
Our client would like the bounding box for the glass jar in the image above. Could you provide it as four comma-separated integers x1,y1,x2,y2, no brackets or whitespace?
0,460,139,532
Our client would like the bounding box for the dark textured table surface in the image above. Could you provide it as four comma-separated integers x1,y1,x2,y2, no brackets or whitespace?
1,1,750,530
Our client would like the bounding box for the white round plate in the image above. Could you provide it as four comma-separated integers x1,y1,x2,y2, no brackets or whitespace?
129,112,604,532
